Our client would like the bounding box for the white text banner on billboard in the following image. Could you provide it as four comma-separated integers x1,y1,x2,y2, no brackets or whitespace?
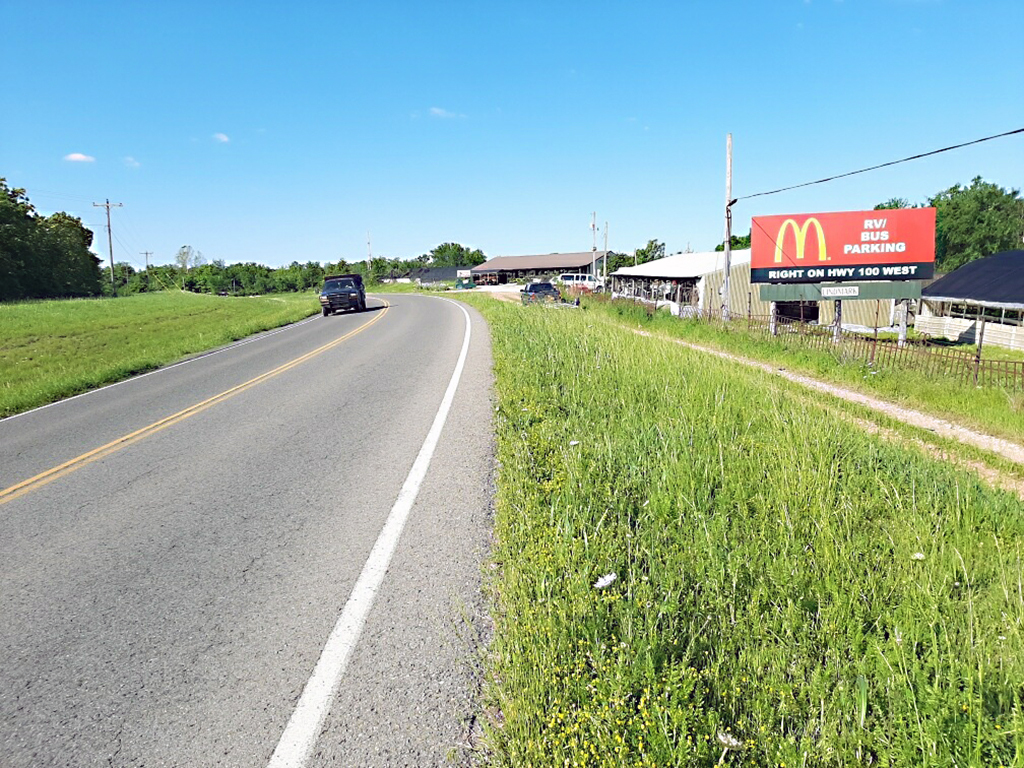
750,208,936,284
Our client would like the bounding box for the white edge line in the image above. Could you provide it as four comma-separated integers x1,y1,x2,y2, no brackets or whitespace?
0,314,322,424
267,297,473,768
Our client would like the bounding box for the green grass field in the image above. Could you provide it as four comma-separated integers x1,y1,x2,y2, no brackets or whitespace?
454,295,1023,767
0,291,318,417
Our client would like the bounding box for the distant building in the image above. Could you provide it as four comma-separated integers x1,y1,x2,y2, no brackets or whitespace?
471,251,607,285
406,266,469,284
611,249,766,315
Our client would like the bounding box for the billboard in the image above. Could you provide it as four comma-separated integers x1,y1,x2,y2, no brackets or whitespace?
750,208,935,284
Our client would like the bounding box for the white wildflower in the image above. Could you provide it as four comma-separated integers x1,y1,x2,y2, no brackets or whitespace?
911,552,925,561
569,440,580,446
717,731,744,763
593,573,617,589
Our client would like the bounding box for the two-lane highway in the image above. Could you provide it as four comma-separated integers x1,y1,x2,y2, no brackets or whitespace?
0,294,494,767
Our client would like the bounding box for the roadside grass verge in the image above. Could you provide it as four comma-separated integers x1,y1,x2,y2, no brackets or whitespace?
455,295,1024,767
0,291,318,417
586,296,1024,447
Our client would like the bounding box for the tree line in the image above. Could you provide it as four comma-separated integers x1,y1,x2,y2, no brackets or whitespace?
4,175,1018,302
0,180,491,301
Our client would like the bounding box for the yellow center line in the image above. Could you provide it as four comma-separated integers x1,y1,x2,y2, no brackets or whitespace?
0,300,391,507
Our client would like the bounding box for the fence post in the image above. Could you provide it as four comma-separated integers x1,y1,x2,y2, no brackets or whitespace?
974,313,986,385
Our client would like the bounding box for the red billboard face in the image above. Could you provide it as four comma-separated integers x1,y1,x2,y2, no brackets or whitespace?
750,208,936,284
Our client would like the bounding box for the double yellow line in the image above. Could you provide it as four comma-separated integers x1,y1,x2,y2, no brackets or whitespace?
0,301,389,507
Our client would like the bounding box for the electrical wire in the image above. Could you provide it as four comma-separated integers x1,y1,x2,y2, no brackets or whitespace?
735,127,1024,204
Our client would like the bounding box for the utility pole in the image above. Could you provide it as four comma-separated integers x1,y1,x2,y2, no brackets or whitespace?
590,212,597,277
366,231,372,277
603,221,609,285
141,251,152,291
93,199,123,290
722,134,734,321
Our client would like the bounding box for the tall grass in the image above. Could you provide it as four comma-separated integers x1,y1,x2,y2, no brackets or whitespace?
0,292,318,416
457,296,1023,767
586,296,1024,447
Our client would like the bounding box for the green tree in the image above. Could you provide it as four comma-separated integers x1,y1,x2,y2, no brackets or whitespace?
929,177,1024,272
605,240,667,274
874,197,911,210
41,212,103,296
0,179,103,300
714,232,751,252
634,239,666,264
425,242,486,267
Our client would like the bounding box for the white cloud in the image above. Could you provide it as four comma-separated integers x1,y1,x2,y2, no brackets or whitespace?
429,107,465,119
124,156,141,168
212,132,230,143
63,152,95,163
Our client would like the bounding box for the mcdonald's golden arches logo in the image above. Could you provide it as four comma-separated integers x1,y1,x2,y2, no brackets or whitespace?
774,217,827,264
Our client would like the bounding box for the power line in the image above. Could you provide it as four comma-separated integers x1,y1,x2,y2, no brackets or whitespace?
735,127,1024,204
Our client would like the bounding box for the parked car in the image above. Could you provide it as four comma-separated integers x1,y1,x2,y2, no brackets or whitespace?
557,273,603,292
521,281,561,304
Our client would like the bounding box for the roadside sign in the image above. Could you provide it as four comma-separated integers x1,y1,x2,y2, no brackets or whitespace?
821,285,860,298
751,208,936,284
759,281,922,303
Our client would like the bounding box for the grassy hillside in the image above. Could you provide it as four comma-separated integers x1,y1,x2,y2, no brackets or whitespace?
456,295,1023,767
0,291,318,417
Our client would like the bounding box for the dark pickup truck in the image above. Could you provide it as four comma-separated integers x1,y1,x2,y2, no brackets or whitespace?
319,274,366,316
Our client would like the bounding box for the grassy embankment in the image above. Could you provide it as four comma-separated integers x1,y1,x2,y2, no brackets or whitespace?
580,296,1024,448
0,291,318,417
454,294,1023,767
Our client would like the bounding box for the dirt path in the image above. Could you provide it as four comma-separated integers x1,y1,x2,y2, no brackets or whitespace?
637,330,1024,469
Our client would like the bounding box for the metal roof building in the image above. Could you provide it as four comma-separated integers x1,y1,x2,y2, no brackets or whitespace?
917,250,1024,350
471,251,607,283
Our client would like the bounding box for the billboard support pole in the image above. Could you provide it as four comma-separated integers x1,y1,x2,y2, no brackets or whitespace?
833,300,843,344
898,300,909,347
769,302,778,336
722,133,733,321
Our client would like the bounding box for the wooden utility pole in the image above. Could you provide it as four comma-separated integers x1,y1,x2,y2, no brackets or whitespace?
141,251,152,290
93,199,123,289
722,134,734,321
603,220,608,285
590,212,597,277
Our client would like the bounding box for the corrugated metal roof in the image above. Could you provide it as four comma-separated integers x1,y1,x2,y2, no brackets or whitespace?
922,250,1024,309
612,249,751,279
472,251,606,272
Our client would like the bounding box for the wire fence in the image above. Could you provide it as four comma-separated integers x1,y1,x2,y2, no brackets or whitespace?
620,298,1024,391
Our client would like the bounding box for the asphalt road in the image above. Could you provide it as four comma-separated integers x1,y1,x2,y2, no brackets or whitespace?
0,294,495,767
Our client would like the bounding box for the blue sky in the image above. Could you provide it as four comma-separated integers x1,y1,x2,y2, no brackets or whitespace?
2,0,1022,269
